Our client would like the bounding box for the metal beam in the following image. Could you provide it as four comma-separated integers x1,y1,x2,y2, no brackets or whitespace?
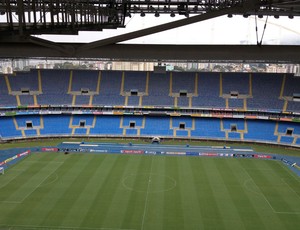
0,43,299,63
28,36,74,55
77,6,244,52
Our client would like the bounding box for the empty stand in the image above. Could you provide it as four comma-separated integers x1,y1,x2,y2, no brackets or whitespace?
248,73,284,111
0,114,300,147
8,71,39,92
39,115,71,135
193,72,224,108
140,117,172,136
0,75,17,106
221,119,248,140
244,120,278,142
89,116,123,135
38,69,72,105
191,118,225,138
220,73,252,110
0,117,23,138
142,72,173,106
0,70,297,111
120,71,149,106
2,70,42,106
280,75,300,112
170,117,195,137
275,121,300,145
69,115,96,135
92,71,124,106
170,72,198,107
13,115,44,137
68,70,101,106
120,116,145,136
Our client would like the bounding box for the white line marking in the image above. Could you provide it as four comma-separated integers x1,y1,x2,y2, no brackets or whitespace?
277,161,300,182
0,224,136,230
121,173,176,193
141,157,154,230
24,161,65,164
0,170,25,189
17,162,64,203
274,211,300,215
0,162,64,204
240,164,277,213
241,164,300,215
39,173,59,188
281,178,300,200
0,200,21,204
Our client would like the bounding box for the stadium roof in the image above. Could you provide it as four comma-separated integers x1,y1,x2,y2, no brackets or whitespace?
0,0,299,63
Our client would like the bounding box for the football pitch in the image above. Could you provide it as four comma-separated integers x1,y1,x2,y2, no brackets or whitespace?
0,152,299,230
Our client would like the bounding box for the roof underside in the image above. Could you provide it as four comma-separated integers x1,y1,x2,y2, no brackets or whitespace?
0,0,299,63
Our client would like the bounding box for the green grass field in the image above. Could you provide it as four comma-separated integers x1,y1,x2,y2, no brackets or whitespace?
0,152,300,230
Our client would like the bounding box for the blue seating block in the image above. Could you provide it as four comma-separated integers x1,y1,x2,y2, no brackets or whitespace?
244,120,277,142
228,132,241,139
72,70,99,91
90,116,122,135
140,117,172,136
122,116,144,126
280,136,294,144
125,129,138,135
191,118,224,138
0,117,23,138
123,71,147,92
222,72,249,95
40,115,71,135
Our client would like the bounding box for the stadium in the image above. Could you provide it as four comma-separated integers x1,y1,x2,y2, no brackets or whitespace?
0,1,300,230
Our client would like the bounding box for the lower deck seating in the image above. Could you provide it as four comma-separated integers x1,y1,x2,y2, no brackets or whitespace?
1,115,299,147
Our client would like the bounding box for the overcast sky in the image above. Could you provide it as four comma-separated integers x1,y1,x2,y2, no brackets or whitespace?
36,14,300,45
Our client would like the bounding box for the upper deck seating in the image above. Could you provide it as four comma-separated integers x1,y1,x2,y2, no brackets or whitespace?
38,69,72,105
142,72,173,106
248,73,284,111
92,71,124,106
193,72,224,108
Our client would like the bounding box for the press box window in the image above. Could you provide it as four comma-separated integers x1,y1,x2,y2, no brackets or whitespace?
179,123,185,129
231,124,237,132
26,121,33,129
129,121,136,128
286,128,293,136
79,121,86,128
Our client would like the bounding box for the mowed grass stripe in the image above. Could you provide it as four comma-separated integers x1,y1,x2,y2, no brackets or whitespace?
269,161,300,199
0,153,67,226
239,160,293,230
176,157,204,230
101,155,149,229
79,154,147,229
141,156,167,230
5,154,83,227
162,156,185,230
60,154,111,227
94,155,148,229
42,154,103,227
244,160,300,213
202,158,245,229
0,154,63,203
217,159,268,230
230,159,286,230
119,155,152,229
38,154,97,226
190,158,227,229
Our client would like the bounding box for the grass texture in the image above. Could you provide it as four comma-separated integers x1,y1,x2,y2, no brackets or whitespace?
0,152,299,230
